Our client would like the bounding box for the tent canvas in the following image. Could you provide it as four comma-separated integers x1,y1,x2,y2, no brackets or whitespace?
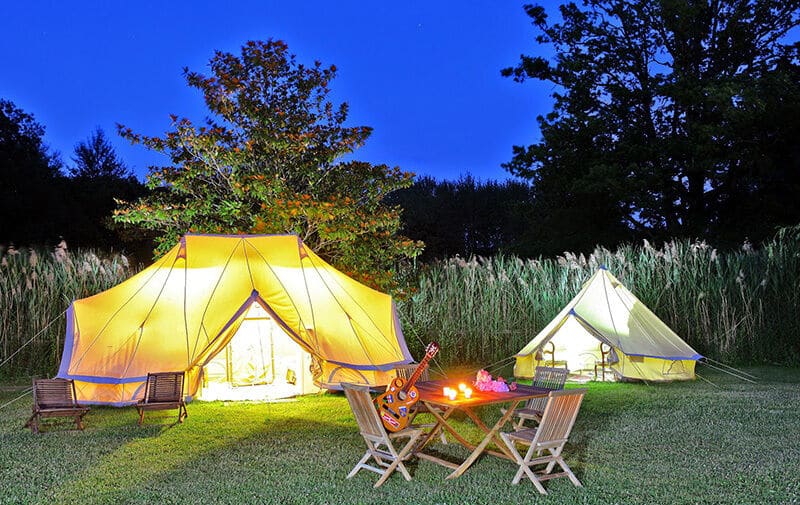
57,234,412,405
514,267,702,382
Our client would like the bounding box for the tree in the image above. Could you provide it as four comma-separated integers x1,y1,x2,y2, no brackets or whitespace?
0,99,67,245
115,40,421,290
66,128,145,248
504,1,800,250
70,127,130,179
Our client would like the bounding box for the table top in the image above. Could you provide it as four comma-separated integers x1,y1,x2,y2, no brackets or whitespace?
415,379,551,408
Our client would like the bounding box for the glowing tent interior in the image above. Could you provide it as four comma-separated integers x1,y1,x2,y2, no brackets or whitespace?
514,267,702,382
56,234,412,405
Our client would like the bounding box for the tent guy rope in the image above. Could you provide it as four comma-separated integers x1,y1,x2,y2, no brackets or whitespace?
0,387,33,411
0,308,67,371
698,358,757,384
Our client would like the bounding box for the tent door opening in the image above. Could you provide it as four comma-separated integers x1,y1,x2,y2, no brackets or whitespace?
199,302,319,401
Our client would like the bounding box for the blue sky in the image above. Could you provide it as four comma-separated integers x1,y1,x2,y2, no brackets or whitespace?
1,1,558,182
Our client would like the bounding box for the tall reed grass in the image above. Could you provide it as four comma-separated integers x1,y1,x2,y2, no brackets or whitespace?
0,242,135,378
397,226,800,369
2,227,798,379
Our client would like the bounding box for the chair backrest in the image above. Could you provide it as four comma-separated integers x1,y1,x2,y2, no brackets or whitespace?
527,366,569,411
394,364,430,382
342,383,386,440
532,388,587,450
33,378,78,409
143,371,185,403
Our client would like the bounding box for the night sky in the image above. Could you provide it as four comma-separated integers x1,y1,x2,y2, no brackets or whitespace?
1,1,559,182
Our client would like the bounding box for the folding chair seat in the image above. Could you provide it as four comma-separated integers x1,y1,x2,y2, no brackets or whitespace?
502,366,568,430
394,364,447,444
136,371,188,425
25,378,90,434
499,388,586,494
342,383,424,488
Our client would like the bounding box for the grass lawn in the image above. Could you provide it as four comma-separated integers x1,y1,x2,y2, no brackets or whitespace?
1,366,798,505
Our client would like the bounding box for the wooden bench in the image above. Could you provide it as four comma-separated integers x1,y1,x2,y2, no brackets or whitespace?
25,378,90,434
136,371,188,426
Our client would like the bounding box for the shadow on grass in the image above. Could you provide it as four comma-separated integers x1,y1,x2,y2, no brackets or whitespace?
28,396,354,504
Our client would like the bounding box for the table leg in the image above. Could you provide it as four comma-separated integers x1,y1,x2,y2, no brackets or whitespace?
414,403,457,452
420,403,481,450
445,400,522,479
462,407,518,460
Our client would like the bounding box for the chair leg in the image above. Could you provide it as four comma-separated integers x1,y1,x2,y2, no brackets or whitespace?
75,414,84,430
375,455,407,488
373,432,420,488
347,432,422,488
137,407,144,426
521,443,549,494
25,413,40,434
500,433,548,494
347,451,373,479
547,447,582,487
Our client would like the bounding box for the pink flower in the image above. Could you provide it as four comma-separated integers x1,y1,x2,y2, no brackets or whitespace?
474,369,509,392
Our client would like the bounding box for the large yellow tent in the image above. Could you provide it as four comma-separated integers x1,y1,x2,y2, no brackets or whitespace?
514,267,701,381
56,234,412,405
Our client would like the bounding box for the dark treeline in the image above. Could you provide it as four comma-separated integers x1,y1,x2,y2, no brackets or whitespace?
0,99,147,253
387,176,536,261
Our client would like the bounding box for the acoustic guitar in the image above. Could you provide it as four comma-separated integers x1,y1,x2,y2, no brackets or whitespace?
376,341,439,432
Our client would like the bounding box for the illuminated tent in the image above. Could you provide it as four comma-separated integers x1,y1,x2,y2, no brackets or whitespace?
514,267,701,382
57,234,412,405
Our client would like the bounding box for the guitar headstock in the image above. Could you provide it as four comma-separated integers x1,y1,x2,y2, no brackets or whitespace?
425,341,440,358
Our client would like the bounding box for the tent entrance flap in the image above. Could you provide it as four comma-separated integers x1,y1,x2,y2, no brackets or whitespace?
200,302,319,401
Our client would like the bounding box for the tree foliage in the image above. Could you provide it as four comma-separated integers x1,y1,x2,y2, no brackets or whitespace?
0,99,67,245
115,40,421,290
70,127,131,179
505,0,800,251
67,128,146,249
0,101,146,249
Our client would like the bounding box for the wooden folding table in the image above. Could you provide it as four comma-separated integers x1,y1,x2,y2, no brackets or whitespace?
413,379,551,479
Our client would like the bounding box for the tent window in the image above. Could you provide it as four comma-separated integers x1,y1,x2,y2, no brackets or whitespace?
629,355,644,363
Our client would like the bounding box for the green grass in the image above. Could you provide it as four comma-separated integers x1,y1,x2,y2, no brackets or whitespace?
1,367,798,505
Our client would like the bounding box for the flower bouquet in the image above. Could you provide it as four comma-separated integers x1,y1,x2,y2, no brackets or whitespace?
473,369,516,392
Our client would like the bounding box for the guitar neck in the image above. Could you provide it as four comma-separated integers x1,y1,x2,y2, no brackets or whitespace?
404,354,433,391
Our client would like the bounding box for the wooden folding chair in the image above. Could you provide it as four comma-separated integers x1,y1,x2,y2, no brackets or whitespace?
394,364,447,444
499,388,587,494
25,378,90,434
342,383,424,488
136,371,187,426
504,366,569,430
